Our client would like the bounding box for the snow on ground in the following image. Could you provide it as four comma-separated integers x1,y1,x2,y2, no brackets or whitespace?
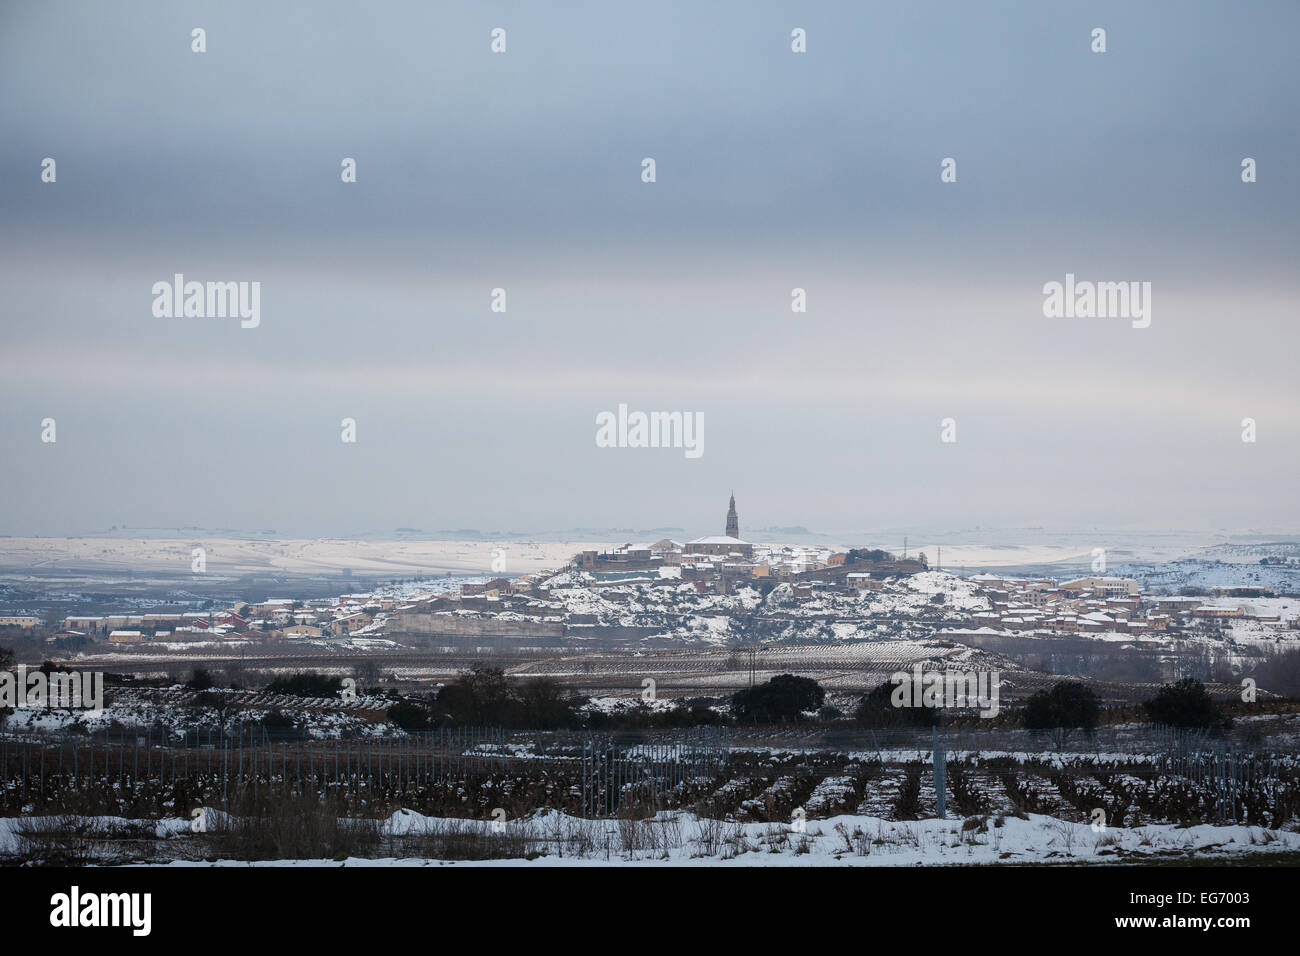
0,537,599,577
891,571,989,613
535,571,989,647
1125,558,1300,596
0,814,193,856
580,695,677,715
2,697,395,737
143,808,1300,867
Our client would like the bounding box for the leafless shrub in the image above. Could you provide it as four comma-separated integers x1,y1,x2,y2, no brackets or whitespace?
406,818,539,860
1255,647,1300,698
1094,830,1123,854
615,813,684,857
947,763,991,816
692,818,741,857
833,821,854,854
891,766,923,820
8,815,121,865
207,791,381,861
1048,818,1078,855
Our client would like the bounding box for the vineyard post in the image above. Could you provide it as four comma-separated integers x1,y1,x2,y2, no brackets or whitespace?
932,725,946,820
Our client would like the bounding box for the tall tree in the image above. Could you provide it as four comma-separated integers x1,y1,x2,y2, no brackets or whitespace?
1022,681,1101,747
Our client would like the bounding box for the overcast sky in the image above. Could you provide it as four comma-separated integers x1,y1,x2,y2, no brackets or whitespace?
1,1,1297,539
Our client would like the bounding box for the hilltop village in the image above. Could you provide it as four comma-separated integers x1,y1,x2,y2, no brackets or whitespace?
26,496,1297,668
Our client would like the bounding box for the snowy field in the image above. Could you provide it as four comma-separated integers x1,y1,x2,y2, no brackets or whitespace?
3,808,1294,867
0,537,602,577
5,532,1297,582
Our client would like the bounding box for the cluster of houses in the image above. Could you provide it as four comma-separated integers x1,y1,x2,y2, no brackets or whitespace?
577,540,927,593
391,575,562,616
56,594,398,645
49,575,572,647
575,494,926,594
579,540,928,593
963,575,1289,635
24,497,1295,649
0,615,42,629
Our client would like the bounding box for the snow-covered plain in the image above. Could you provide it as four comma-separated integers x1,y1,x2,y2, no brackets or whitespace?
132,808,1300,867
0,537,599,577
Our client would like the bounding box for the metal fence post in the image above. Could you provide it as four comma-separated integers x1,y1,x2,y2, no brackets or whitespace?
933,726,946,820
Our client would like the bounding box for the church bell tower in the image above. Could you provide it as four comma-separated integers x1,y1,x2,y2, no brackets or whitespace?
725,492,739,539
